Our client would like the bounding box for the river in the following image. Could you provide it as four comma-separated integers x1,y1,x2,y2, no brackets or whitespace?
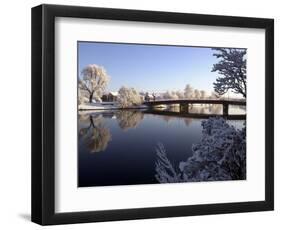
78,105,246,187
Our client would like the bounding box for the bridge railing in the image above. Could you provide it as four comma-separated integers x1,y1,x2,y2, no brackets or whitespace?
143,98,246,116
143,98,246,103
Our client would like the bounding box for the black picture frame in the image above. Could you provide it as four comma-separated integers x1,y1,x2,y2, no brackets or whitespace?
31,4,274,225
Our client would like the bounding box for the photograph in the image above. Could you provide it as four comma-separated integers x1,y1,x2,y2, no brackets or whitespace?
77,42,247,187
30,3,274,225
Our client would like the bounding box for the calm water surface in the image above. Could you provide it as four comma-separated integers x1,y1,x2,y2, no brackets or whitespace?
78,105,245,187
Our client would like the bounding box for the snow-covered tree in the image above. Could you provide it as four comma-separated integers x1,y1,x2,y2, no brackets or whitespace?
194,89,201,99
162,91,169,99
184,84,194,99
118,86,142,108
163,91,179,100
155,117,246,183
78,89,88,105
155,143,182,183
79,64,110,103
200,90,207,99
209,91,220,99
180,117,246,181
175,90,185,99
212,48,247,98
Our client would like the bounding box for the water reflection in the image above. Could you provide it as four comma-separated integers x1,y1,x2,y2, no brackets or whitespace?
78,108,246,187
154,114,193,126
115,110,144,131
167,104,223,114
183,118,193,126
79,114,112,153
153,104,245,115
79,106,246,154
78,110,144,153
161,115,174,123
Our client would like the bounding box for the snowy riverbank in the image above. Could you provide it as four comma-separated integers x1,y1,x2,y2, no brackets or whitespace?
78,102,148,110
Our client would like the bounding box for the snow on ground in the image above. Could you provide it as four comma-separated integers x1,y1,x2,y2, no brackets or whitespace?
79,102,148,110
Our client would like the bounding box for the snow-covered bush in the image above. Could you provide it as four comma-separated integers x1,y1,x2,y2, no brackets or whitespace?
155,117,246,183
117,86,142,108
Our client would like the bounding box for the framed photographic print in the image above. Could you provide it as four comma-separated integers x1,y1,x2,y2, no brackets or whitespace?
31,4,274,225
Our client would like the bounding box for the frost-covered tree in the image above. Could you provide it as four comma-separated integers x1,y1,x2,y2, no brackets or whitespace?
209,91,220,99
118,86,142,108
155,117,246,183
200,90,206,99
163,91,179,100
155,143,183,183
78,89,88,105
162,91,168,99
212,48,247,98
175,90,185,99
171,91,179,99
184,84,194,99
194,89,201,99
179,117,246,181
79,64,110,103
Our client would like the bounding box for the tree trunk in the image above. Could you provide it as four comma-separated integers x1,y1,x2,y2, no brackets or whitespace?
89,93,93,103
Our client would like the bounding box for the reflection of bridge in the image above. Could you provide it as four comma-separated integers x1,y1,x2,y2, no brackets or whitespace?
143,99,246,116
144,110,246,120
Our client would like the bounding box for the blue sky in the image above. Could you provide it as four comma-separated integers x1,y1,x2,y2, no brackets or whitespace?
78,42,219,94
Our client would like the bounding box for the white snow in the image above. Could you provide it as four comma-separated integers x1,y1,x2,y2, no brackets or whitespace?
79,102,148,110
155,117,246,183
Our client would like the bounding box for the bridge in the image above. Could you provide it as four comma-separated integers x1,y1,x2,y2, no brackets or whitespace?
143,99,246,116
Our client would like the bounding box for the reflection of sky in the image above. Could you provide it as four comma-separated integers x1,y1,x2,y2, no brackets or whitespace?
78,111,203,187
78,42,220,94
78,110,245,187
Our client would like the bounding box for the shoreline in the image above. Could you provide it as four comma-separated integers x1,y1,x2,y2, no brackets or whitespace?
78,103,167,111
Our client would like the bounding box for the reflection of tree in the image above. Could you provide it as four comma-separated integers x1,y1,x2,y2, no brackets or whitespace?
183,118,193,126
168,105,180,112
209,104,222,114
79,114,111,153
161,115,174,123
188,104,222,115
115,110,144,131
188,106,203,114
